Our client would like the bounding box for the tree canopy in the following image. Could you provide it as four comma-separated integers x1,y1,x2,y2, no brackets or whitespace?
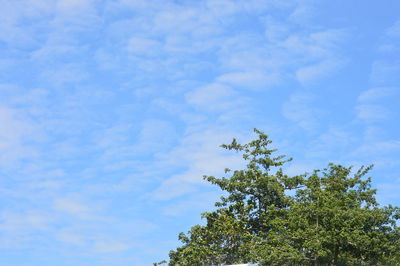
162,129,400,265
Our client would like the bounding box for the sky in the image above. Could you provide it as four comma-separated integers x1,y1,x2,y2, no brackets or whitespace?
0,0,399,265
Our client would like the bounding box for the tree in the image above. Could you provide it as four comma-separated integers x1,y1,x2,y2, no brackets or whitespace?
164,129,400,265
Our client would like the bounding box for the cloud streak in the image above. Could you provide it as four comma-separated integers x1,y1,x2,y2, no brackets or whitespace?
0,1,399,265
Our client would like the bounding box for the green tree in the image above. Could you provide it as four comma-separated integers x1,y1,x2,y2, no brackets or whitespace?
165,129,400,265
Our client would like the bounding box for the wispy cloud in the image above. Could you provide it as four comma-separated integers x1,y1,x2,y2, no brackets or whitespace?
185,82,241,112
0,104,40,168
150,127,245,200
282,92,319,131
0,0,399,264
357,87,396,102
296,58,345,86
356,104,390,121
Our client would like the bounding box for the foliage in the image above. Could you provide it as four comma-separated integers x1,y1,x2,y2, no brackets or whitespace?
165,129,400,265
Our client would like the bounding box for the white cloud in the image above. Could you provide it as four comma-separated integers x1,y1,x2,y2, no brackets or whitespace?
56,230,86,246
385,19,400,38
0,0,54,48
263,16,290,42
0,210,52,232
150,127,246,200
127,37,162,56
284,162,316,176
281,29,345,59
306,126,356,160
0,210,53,248
57,0,94,14
355,140,400,155
0,105,39,168
152,4,221,37
218,39,274,71
357,87,396,102
289,4,314,24
94,119,177,167
185,82,239,111
162,191,220,216
370,61,400,85
356,104,389,121
282,92,318,130
205,0,243,17
150,177,198,201
54,217,157,251
137,119,177,152
39,64,88,87
53,198,100,220
296,59,345,85
93,240,130,253
216,26,347,89
377,182,400,204
30,43,80,62
1,0,397,264
217,71,280,89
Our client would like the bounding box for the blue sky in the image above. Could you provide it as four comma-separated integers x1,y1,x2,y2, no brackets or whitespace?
0,0,399,265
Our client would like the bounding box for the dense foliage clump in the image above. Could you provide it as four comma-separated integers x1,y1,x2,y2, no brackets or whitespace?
161,129,400,265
